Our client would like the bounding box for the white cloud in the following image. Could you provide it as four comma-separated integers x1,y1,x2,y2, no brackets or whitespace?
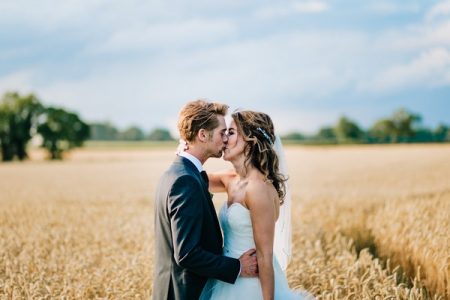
254,0,329,19
0,70,36,96
360,48,450,91
375,19,450,53
368,2,420,15
0,0,108,30
4,28,365,132
88,18,236,54
165,29,366,103
293,1,329,13
1,20,375,133
426,0,450,21
359,2,450,93
1,1,449,133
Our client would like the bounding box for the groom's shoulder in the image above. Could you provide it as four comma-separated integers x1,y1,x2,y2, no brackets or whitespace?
164,157,196,179
160,165,200,192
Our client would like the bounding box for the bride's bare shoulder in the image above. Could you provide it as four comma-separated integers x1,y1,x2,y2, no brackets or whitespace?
244,178,276,209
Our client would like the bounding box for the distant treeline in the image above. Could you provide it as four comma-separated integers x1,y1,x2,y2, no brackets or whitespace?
281,108,449,144
0,91,176,161
1,91,449,162
92,108,449,145
89,122,174,141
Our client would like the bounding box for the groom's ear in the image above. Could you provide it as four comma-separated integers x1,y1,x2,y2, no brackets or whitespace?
197,128,208,143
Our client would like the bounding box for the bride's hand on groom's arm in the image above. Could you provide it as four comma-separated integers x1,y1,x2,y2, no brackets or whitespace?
239,248,258,277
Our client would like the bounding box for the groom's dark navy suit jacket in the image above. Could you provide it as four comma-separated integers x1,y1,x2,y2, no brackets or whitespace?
152,156,240,300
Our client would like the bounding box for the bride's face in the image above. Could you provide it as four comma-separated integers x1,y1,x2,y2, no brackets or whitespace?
223,120,246,161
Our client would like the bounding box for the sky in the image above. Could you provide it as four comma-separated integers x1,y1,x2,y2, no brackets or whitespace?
1,0,449,135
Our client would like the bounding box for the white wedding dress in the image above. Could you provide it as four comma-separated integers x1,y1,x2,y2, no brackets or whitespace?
199,202,315,299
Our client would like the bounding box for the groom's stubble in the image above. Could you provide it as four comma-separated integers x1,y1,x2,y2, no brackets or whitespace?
204,116,228,160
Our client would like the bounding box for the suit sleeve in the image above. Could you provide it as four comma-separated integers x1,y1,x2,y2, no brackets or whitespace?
168,175,240,284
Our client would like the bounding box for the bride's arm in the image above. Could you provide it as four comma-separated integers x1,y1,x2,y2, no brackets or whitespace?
208,169,236,193
246,182,276,300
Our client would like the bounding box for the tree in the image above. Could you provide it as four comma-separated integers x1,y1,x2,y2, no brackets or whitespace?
89,122,119,140
148,128,174,141
369,108,422,143
0,92,43,161
391,108,421,142
316,126,336,141
0,103,14,161
433,124,449,142
119,126,145,141
334,116,363,143
369,119,395,143
281,132,304,141
37,107,90,160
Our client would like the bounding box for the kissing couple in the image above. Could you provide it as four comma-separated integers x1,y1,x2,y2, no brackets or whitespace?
153,100,315,300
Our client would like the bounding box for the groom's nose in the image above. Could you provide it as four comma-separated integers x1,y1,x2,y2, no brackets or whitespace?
222,133,228,144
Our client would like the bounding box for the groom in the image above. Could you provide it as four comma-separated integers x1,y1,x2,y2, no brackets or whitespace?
152,100,258,300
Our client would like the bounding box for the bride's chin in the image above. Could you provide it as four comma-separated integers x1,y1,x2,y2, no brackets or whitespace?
223,153,230,161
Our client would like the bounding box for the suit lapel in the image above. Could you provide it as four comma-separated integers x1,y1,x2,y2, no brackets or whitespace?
176,156,223,244
203,188,223,245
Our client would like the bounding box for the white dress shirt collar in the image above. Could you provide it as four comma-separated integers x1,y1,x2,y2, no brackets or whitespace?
178,151,203,172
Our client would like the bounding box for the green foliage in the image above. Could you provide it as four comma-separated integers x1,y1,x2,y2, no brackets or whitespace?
334,116,364,143
369,108,422,143
433,124,449,142
89,122,119,140
390,108,421,142
89,123,174,142
1,90,448,159
413,128,434,142
281,132,305,141
147,128,174,141
369,119,396,143
0,92,43,161
119,126,145,141
279,108,447,145
37,107,90,160
317,126,337,141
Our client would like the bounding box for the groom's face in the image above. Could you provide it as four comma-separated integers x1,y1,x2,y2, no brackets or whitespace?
206,115,228,158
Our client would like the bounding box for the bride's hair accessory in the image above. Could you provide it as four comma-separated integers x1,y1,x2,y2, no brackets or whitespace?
256,127,273,145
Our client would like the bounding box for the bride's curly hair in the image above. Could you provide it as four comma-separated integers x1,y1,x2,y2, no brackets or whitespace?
231,110,287,204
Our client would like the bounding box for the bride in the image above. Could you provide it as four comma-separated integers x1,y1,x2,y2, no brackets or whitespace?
199,110,315,300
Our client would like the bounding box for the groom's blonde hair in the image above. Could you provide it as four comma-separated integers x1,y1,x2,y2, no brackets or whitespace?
178,99,228,142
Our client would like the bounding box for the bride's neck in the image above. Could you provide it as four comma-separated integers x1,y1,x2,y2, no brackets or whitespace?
231,155,253,179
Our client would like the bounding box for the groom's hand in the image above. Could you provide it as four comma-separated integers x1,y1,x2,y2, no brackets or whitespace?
239,248,258,277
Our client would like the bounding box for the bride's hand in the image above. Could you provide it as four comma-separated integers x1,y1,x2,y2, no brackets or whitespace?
239,248,258,277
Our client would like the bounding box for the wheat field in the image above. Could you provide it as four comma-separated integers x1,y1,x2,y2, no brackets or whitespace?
0,144,449,299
